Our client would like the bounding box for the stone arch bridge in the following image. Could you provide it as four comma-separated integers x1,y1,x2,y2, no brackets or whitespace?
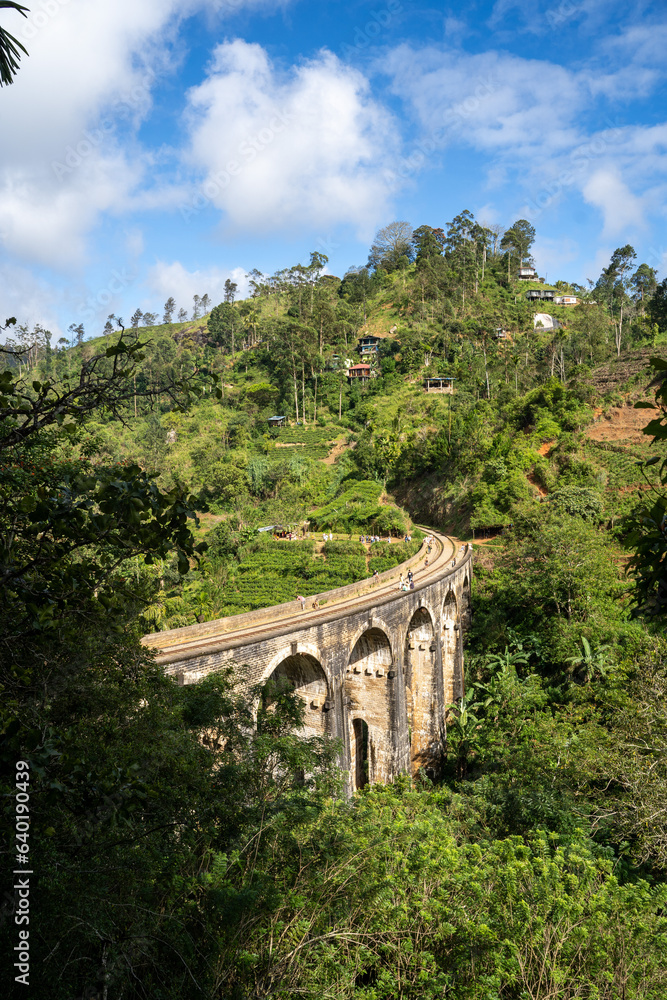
143,530,472,792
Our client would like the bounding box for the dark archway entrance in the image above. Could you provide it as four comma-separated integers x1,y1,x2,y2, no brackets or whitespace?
352,718,369,790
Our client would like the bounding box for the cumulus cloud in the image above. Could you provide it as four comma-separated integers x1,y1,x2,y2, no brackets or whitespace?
182,40,399,235
147,260,249,313
0,0,289,270
381,41,667,245
582,169,645,236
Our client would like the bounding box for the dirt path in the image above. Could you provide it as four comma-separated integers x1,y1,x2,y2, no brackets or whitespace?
527,471,548,497
322,439,351,465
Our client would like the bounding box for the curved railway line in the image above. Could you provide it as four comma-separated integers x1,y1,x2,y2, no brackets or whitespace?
143,528,465,666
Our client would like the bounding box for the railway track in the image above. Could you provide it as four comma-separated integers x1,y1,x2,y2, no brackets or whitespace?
144,529,467,666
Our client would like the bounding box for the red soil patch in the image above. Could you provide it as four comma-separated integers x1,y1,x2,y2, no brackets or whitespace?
585,402,653,447
537,440,556,457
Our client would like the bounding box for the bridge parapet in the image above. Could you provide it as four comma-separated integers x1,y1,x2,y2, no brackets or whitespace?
143,533,443,654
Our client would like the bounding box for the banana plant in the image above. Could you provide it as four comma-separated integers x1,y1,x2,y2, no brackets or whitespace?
566,636,613,684
484,645,531,675
445,687,493,779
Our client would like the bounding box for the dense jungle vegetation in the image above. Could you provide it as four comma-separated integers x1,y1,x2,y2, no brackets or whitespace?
2,215,667,998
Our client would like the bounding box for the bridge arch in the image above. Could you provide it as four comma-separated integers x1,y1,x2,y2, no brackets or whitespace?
346,626,396,789
441,589,459,706
403,606,440,775
262,641,330,687
263,647,331,739
146,531,472,791
461,573,472,629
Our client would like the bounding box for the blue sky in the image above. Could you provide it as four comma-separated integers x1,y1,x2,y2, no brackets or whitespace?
1,0,666,337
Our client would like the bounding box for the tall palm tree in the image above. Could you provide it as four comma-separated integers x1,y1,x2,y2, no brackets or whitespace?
1,3,28,87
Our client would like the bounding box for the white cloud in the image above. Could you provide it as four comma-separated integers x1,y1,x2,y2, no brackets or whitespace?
381,42,667,244
582,169,645,236
147,260,249,313
0,0,289,270
0,263,65,338
183,40,400,235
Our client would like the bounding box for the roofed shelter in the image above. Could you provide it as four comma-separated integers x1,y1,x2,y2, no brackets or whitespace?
423,377,455,394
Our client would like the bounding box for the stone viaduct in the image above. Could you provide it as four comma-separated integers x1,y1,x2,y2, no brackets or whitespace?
143,531,472,793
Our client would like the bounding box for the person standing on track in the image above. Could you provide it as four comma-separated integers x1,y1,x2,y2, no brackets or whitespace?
296,595,306,611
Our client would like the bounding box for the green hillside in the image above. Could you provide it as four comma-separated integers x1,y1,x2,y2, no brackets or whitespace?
4,216,667,998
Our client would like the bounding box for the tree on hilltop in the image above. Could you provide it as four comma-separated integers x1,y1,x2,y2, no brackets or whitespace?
163,297,176,324
224,278,238,304
367,221,414,272
412,225,445,267
596,245,636,355
501,219,536,280
631,263,658,309
647,277,667,332
485,222,506,257
68,322,85,347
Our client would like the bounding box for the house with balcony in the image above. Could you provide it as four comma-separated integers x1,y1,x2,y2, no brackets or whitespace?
348,364,374,383
357,335,381,357
517,266,537,280
526,289,555,301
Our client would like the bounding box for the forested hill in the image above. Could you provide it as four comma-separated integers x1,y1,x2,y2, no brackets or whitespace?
7,214,666,628
3,216,667,998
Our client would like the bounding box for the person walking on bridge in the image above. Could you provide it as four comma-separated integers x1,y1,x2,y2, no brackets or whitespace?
296,594,306,611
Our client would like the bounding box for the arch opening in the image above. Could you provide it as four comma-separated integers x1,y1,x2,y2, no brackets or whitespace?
404,607,439,775
442,589,460,706
264,653,329,738
352,718,369,790
346,628,395,787
443,589,457,619
348,627,393,674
